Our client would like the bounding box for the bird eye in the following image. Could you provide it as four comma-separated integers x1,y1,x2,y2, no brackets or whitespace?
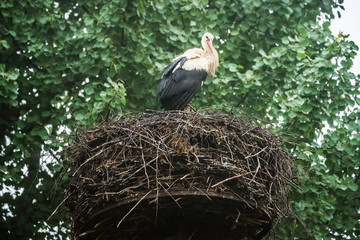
206,36,209,40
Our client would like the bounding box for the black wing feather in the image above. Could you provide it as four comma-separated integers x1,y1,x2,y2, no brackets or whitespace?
160,57,187,80
157,63,207,110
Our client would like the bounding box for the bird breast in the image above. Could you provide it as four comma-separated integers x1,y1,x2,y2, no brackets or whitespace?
182,57,209,73
176,48,218,76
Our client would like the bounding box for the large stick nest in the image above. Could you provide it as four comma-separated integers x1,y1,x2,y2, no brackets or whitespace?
67,111,293,240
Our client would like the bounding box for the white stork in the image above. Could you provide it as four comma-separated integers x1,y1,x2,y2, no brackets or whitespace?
157,32,219,111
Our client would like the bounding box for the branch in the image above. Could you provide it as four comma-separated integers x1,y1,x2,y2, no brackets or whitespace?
211,171,255,188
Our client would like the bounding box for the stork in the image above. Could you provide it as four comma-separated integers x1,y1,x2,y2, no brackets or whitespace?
157,32,219,111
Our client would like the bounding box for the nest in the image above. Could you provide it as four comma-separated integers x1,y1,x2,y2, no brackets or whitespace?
66,111,293,240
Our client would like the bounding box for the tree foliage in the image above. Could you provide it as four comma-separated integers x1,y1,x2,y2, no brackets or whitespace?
0,0,359,239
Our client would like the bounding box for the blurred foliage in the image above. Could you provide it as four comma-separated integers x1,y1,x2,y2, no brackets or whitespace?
0,0,359,239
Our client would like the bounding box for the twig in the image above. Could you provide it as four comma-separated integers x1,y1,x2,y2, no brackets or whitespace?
245,146,268,159
157,182,182,208
117,190,153,227
211,171,256,188
72,150,104,176
141,149,150,188
188,226,198,240
47,193,72,221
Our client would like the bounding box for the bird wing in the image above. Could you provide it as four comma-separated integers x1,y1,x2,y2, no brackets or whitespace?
157,50,208,110
158,69,207,110
161,56,187,80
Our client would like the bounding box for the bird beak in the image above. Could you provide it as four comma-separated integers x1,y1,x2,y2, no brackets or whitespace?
207,41,214,54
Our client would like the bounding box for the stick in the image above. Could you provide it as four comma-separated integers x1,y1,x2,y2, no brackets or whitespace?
245,146,268,159
47,193,72,221
117,190,153,227
211,171,255,188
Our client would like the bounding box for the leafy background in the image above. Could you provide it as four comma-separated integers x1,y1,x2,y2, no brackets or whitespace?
0,0,359,239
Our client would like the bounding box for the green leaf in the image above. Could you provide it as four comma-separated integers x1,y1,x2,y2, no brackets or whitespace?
288,111,297,118
1,40,10,49
297,51,307,59
259,49,266,56
84,85,94,95
348,183,358,191
281,37,289,44
74,112,84,121
84,17,94,26
228,63,238,72
298,142,307,149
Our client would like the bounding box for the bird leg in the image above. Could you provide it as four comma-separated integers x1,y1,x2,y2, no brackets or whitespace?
186,104,191,112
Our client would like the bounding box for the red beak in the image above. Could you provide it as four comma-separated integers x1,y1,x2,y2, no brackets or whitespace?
207,41,214,54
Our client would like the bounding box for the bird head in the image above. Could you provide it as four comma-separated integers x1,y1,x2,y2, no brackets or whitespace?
201,32,215,54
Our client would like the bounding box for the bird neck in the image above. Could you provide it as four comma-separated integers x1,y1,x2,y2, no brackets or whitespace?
202,40,215,55
202,41,218,76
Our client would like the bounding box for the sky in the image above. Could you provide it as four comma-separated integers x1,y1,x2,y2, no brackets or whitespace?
330,0,360,75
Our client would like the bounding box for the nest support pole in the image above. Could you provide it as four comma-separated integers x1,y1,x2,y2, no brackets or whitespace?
66,111,293,240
